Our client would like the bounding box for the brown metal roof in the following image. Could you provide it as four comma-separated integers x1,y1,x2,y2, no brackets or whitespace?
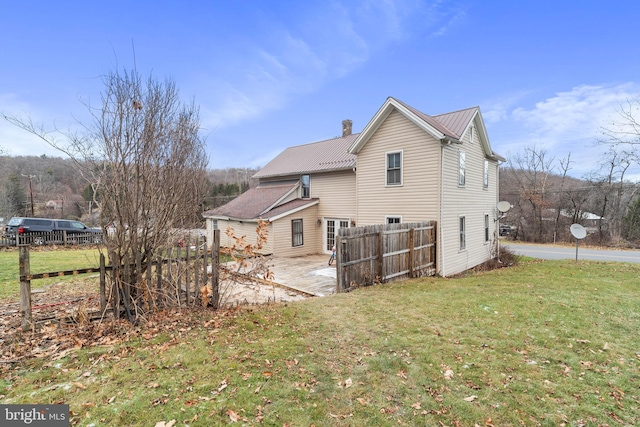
392,98,459,138
202,182,297,220
433,107,478,139
253,134,358,179
261,198,319,220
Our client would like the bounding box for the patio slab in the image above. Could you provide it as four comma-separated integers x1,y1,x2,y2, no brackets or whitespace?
267,254,337,297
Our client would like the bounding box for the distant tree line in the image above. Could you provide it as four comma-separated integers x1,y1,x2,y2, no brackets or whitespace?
0,154,259,225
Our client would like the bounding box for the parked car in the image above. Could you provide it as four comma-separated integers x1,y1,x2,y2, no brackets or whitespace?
4,217,103,245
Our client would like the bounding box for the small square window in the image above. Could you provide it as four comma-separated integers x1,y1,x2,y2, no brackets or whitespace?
386,216,401,224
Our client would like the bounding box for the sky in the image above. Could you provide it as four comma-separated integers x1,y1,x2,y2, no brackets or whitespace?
2,0,640,180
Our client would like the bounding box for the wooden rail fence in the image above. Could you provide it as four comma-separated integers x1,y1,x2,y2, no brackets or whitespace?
18,230,221,330
336,221,436,292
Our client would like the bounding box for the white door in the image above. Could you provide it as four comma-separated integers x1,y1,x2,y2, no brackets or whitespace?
324,218,350,253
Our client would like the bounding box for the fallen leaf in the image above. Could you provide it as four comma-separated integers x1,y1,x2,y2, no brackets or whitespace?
73,382,87,390
356,398,367,406
344,378,352,388
463,395,478,402
226,409,240,422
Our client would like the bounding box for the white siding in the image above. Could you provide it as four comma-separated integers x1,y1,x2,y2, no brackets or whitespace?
440,117,499,276
271,204,319,256
213,219,275,255
310,170,356,253
355,110,441,225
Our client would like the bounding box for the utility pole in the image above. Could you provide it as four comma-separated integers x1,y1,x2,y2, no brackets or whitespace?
21,174,36,217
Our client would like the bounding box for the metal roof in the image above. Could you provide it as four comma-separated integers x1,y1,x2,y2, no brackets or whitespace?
253,134,358,179
202,182,297,220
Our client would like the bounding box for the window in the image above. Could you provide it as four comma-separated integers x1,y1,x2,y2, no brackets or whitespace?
386,216,401,224
469,126,474,142
483,160,489,188
484,214,490,243
292,219,303,247
386,151,402,186
459,216,466,250
458,151,466,186
301,174,310,198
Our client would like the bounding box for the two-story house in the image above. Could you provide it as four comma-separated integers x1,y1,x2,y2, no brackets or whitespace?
203,97,505,276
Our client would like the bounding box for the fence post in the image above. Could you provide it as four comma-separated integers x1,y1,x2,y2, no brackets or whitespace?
185,244,191,306
377,229,384,282
409,227,415,278
19,246,32,331
211,229,220,309
99,252,106,312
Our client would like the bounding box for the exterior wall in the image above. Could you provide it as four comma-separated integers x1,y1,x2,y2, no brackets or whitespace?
309,170,356,253
206,218,275,255
271,204,319,257
354,110,441,226
440,117,499,276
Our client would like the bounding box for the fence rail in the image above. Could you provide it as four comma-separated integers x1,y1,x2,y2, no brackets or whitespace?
1,230,103,247
336,221,437,292
17,230,221,330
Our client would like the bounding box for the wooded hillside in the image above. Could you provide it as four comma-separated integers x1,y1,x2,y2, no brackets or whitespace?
0,155,259,225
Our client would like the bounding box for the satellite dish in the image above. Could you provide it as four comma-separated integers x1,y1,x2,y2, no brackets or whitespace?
570,223,587,240
497,201,511,213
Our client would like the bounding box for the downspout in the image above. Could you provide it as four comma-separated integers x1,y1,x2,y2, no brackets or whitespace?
440,142,446,277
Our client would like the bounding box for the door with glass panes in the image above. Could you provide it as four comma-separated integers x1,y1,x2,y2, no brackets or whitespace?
324,218,350,254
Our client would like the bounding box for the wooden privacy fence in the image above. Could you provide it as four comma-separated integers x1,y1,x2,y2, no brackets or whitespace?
18,230,221,330
336,221,436,292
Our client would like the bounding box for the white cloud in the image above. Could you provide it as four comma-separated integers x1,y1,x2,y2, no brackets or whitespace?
199,0,449,130
488,83,640,177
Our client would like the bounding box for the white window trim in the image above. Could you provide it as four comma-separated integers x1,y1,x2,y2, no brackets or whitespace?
458,150,466,187
385,215,402,224
459,215,466,251
469,125,474,143
484,213,490,244
483,160,489,189
385,150,403,187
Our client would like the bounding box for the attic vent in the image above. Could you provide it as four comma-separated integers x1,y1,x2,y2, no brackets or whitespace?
342,119,352,137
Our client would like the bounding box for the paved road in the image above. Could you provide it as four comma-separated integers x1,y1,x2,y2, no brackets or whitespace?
503,242,640,263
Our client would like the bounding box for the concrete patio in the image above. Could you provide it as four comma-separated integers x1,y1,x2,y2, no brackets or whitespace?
266,254,337,297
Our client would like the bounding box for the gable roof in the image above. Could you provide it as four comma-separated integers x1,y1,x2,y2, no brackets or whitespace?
348,97,505,161
253,133,358,179
202,181,319,221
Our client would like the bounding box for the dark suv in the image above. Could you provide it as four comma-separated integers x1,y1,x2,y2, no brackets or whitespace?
4,217,103,245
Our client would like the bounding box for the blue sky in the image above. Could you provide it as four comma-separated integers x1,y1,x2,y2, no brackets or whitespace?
2,0,640,179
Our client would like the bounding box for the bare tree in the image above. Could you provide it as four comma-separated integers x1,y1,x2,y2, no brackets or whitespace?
508,146,556,242
3,68,209,316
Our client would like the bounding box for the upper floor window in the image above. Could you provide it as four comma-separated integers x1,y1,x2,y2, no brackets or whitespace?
469,126,474,143
458,151,466,186
301,175,310,198
483,160,489,188
386,151,402,186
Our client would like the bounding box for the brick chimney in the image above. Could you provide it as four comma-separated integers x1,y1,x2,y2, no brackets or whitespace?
342,119,352,137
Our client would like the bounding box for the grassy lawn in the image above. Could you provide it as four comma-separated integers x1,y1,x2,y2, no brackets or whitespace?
1,258,639,426
0,247,103,299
